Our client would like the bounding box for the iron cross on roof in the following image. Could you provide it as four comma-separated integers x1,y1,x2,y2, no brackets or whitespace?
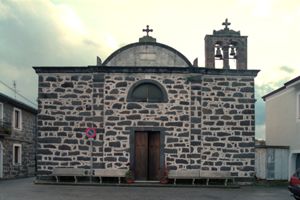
143,25,153,36
222,18,231,30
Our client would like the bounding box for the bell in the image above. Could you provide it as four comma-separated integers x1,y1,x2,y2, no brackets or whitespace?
215,47,222,59
230,47,236,56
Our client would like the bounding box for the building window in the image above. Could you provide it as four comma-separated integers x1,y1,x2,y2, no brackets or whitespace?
13,144,22,165
298,93,300,120
13,108,22,130
127,80,168,103
0,103,3,125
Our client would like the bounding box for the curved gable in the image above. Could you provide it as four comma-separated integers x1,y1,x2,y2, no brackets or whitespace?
103,42,192,67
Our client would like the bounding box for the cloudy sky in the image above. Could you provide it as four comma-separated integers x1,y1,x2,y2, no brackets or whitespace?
1,0,300,139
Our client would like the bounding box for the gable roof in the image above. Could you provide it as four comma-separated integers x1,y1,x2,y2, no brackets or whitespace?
262,76,300,101
0,93,37,114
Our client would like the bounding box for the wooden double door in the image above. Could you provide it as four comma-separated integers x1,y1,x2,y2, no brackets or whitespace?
134,131,160,180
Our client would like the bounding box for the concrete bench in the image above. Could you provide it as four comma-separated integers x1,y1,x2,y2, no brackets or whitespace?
93,169,127,184
51,168,88,183
200,171,235,186
168,169,200,185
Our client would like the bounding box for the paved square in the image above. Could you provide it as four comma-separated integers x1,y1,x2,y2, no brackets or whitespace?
0,178,293,200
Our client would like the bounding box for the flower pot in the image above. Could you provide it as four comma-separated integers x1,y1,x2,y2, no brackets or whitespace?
126,179,135,184
160,178,168,184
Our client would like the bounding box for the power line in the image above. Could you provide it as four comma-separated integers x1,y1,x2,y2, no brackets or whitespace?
0,80,37,107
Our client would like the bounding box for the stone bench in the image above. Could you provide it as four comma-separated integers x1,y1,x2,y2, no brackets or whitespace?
93,169,127,184
200,171,235,186
51,168,88,183
168,169,200,185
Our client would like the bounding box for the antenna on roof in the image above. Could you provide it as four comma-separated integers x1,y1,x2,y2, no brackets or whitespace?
13,80,17,99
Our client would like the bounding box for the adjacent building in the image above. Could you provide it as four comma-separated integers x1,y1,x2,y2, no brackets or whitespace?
34,20,259,183
263,76,300,177
0,93,37,179
255,145,289,180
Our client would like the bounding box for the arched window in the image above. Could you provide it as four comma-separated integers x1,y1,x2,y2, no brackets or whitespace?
127,80,168,103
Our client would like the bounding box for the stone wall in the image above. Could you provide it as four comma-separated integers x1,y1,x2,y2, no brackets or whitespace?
36,69,256,178
37,73,104,174
200,75,255,177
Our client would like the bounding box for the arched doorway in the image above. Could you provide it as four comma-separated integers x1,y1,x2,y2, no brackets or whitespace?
0,141,3,178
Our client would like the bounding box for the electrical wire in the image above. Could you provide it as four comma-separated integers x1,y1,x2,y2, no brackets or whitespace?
0,80,37,107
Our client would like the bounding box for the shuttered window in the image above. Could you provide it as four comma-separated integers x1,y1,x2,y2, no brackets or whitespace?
13,108,22,130
132,83,164,102
127,80,168,103
13,144,22,165
0,103,3,125
298,93,300,120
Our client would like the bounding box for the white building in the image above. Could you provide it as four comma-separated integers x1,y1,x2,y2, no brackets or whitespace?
262,76,300,177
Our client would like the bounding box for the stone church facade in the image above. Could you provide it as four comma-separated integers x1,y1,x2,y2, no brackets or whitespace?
34,20,259,182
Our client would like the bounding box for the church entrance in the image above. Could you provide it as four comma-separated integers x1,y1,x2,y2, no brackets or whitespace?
134,131,160,180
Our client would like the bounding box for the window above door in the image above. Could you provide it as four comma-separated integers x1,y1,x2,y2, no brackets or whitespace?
127,80,168,103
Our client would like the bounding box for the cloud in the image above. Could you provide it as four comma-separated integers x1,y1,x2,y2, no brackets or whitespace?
0,0,109,104
0,1,107,67
280,66,295,74
255,84,269,140
83,39,100,48
252,0,273,17
255,124,265,140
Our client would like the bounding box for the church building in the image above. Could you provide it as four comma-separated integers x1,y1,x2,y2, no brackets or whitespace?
34,20,259,183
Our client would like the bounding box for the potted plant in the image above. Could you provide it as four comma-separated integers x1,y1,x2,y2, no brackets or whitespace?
125,169,134,184
160,167,169,184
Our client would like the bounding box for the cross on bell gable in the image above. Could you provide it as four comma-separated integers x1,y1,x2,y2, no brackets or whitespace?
222,18,231,30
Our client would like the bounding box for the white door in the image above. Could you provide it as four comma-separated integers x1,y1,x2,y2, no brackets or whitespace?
0,141,3,178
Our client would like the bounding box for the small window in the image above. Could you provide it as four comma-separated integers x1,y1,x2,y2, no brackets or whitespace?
13,108,22,130
0,103,3,125
13,144,22,165
298,93,300,120
127,80,168,103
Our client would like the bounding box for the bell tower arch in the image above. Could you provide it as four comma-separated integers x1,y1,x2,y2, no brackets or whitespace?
205,19,247,70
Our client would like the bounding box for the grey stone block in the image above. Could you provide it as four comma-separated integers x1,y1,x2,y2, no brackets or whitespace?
112,103,122,109
127,103,142,109
58,145,71,150
61,82,74,88
71,75,79,81
39,93,57,99
46,76,57,82
65,116,83,121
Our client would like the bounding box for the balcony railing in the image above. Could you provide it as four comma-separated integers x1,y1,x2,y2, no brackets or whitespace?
0,120,12,135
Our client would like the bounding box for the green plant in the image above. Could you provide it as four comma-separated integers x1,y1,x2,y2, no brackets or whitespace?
3,127,11,135
125,170,133,180
125,169,134,184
